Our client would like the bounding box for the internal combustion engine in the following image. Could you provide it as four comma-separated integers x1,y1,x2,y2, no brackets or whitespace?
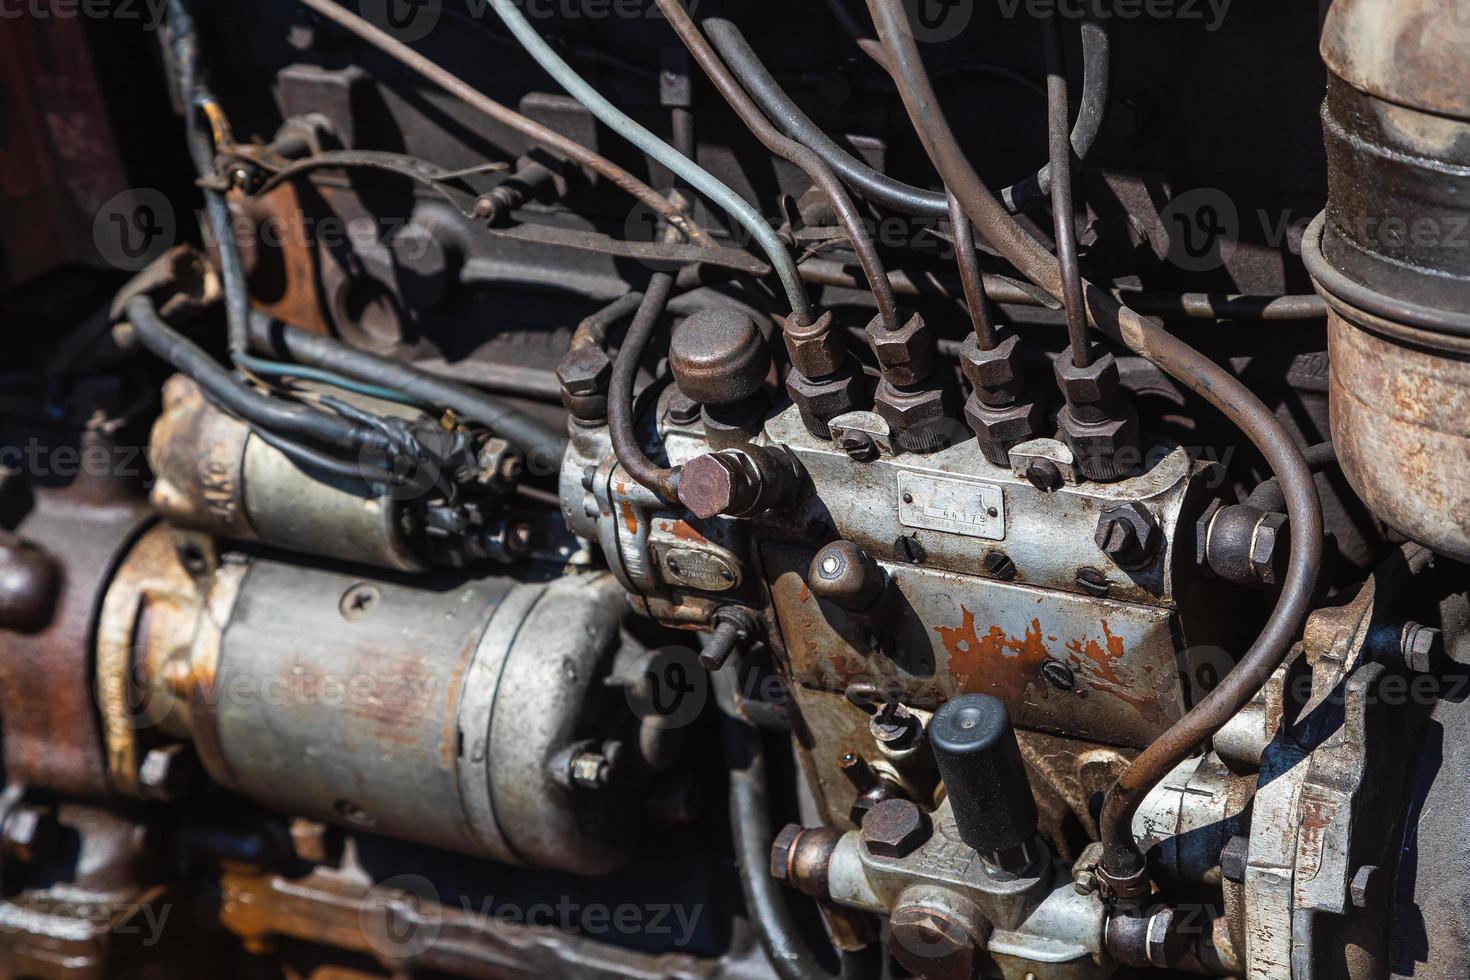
1,0,1468,977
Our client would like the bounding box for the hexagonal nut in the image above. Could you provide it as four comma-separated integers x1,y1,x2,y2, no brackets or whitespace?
1057,403,1141,481
1094,501,1160,569
959,331,1024,401
1,806,58,865
964,394,1045,467
556,345,612,396
888,904,980,979
874,381,962,454
866,311,934,386
1249,511,1290,585
861,798,929,858
1053,346,1122,412
787,360,868,439
782,310,841,378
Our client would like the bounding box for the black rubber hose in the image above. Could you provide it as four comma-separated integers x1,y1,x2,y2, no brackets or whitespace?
247,312,567,467
169,0,251,358
608,272,680,503
1246,441,1337,513
126,294,388,459
715,665,879,980
866,0,1324,895
701,13,1109,216
1043,16,1093,367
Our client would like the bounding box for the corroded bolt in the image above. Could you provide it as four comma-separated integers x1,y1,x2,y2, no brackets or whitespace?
888,903,980,979
1095,502,1159,569
1401,623,1444,673
770,823,841,897
861,799,929,858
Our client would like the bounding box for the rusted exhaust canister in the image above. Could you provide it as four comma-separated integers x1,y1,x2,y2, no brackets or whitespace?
1303,0,1470,562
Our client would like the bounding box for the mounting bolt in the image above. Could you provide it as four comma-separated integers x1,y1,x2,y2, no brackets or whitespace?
837,430,879,462
861,799,929,858
1400,623,1444,673
1350,864,1382,909
984,551,1017,581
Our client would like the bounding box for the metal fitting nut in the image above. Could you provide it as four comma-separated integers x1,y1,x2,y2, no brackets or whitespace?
866,311,934,386
873,380,959,454
964,394,1045,468
1249,512,1290,585
787,360,867,439
958,331,1025,405
556,346,612,396
1056,402,1141,482
861,798,930,858
1053,346,1122,416
770,824,842,897
782,310,841,378
1095,501,1160,569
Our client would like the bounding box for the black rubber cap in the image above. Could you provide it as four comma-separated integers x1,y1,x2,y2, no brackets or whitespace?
929,694,1038,855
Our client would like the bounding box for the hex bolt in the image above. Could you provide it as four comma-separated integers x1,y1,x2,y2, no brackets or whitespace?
888,903,980,978
1351,864,1381,909
860,798,930,858
1219,835,1249,883
0,533,59,632
1400,623,1444,673
1095,502,1160,569
769,823,842,897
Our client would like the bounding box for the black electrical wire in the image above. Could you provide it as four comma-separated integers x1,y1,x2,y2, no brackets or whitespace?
865,0,1324,896
607,272,680,504
700,12,1110,216
169,0,251,358
1043,16,1093,368
247,313,568,468
126,293,391,461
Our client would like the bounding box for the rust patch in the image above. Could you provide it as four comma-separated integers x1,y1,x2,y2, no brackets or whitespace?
620,501,640,535
661,519,708,544
939,609,1051,704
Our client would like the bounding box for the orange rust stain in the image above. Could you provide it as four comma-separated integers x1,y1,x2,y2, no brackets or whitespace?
663,520,707,543
797,581,811,603
1064,619,1152,714
938,608,1051,703
620,501,640,535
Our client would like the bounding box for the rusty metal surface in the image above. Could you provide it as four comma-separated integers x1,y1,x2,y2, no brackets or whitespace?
1320,0,1470,119
766,545,1191,749
0,483,152,797
1327,309,1470,563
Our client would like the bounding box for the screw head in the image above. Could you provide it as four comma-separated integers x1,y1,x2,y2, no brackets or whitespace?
983,551,1017,581
1025,458,1063,492
837,430,879,462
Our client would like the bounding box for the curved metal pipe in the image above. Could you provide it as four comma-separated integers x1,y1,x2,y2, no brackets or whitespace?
1043,17,1093,368
487,0,815,325
866,0,1324,894
946,191,998,349
608,272,680,504
654,0,899,332
702,12,1109,216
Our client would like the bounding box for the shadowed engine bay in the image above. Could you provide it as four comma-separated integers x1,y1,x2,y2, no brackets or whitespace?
2,0,1470,977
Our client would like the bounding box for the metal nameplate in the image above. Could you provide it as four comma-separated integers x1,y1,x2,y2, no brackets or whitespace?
897,471,1005,541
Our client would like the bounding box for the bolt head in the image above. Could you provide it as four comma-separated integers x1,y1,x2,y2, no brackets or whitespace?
1249,512,1291,585
1053,346,1122,409
861,798,929,858
1094,502,1160,569
556,346,613,396
964,395,1045,467
1403,624,1445,673
1351,864,1382,909
958,331,1025,399
678,453,748,519
873,381,959,454
787,362,867,439
888,903,981,980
